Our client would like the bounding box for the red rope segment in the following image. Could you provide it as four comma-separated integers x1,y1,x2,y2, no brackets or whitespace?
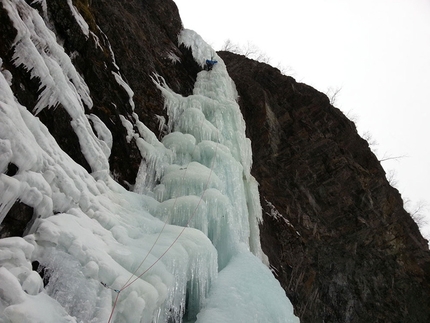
119,112,209,290
107,125,220,322
107,290,121,323
122,140,219,290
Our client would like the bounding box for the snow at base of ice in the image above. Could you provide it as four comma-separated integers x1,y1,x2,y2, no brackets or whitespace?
0,1,300,321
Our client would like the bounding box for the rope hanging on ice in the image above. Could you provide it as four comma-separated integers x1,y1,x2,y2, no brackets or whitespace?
107,76,222,322
107,141,220,322
120,121,220,291
119,99,211,290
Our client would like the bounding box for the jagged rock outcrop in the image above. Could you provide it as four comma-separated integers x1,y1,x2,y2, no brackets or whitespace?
219,51,430,323
1,0,200,187
1,0,429,322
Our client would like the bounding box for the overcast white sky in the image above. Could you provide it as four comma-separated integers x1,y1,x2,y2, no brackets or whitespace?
174,0,430,240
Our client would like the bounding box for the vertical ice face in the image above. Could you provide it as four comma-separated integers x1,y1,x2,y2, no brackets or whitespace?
162,29,298,323
150,29,266,267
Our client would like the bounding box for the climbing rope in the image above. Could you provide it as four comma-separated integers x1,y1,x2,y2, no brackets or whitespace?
106,92,221,323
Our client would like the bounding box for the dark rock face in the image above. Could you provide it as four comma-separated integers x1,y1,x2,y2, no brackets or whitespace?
219,51,430,323
1,0,199,187
53,0,199,185
0,201,34,238
1,0,429,322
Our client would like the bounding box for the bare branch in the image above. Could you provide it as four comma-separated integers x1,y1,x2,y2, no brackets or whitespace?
362,131,378,148
405,200,429,227
379,154,408,162
221,39,240,53
276,62,294,76
221,39,272,64
386,169,398,187
326,87,342,106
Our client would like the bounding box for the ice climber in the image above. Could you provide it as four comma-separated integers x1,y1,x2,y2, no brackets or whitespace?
205,58,218,71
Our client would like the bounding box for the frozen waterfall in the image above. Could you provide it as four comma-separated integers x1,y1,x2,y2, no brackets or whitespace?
0,1,299,322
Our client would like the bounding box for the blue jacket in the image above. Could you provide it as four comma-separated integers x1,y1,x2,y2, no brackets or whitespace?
206,59,218,66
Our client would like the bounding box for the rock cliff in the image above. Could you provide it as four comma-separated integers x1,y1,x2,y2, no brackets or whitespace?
218,51,430,322
1,0,429,322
